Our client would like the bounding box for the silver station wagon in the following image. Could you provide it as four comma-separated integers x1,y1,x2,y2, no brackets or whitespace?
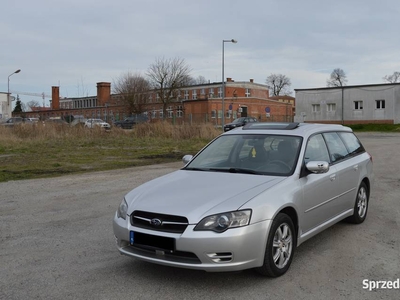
113,122,374,277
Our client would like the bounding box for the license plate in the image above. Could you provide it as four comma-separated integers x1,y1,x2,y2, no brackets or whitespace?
129,231,175,251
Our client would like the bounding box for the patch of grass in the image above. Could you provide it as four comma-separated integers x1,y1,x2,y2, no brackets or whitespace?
348,124,400,132
0,122,220,182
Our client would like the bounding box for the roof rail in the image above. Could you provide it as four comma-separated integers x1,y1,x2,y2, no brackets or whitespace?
242,122,300,130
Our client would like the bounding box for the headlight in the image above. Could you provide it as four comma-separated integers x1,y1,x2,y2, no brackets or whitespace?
117,198,128,220
194,210,251,233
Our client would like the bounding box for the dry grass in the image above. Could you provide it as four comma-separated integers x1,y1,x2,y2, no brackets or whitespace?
0,122,220,182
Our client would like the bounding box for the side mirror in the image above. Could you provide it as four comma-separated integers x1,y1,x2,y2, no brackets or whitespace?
182,155,193,165
306,161,329,174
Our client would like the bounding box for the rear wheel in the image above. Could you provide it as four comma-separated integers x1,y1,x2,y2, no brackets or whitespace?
256,213,296,277
347,182,369,224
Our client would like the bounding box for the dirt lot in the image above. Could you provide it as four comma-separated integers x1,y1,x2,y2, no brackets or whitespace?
0,132,399,300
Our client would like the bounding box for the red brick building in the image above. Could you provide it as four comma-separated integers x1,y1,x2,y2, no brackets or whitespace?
24,79,294,124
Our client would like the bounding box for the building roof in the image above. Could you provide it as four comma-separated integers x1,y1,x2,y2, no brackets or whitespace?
269,95,295,100
295,82,400,92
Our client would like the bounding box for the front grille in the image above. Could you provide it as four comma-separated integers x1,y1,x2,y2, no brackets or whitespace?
131,210,189,233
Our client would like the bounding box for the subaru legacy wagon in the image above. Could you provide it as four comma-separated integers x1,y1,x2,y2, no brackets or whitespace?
113,122,373,277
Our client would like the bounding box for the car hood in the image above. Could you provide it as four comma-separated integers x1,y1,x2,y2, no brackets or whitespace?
125,170,285,223
224,122,240,127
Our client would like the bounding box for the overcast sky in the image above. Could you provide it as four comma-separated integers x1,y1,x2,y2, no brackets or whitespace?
1,0,399,106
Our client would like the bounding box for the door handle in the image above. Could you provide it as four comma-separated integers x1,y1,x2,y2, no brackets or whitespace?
353,165,359,171
330,174,336,181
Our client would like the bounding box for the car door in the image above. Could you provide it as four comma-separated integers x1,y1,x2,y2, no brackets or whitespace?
299,133,339,233
323,132,362,213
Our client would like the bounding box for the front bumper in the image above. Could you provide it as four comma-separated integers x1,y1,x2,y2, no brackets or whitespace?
113,213,271,272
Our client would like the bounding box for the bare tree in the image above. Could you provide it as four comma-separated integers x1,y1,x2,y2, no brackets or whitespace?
327,68,348,87
113,72,150,115
383,71,400,83
266,74,292,96
147,57,192,117
181,75,208,86
26,100,40,111
194,75,208,85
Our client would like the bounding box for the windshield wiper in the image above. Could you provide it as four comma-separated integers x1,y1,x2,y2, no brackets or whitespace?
184,167,210,171
185,167,261,175
208,168,260,174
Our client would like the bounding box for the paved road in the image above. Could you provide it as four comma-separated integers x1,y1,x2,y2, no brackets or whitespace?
0,133,399,300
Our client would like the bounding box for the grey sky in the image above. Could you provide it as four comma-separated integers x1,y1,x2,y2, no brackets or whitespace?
1,0,399,106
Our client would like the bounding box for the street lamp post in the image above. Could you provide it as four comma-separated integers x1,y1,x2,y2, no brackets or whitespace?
222,39,237,129
7,69,21,118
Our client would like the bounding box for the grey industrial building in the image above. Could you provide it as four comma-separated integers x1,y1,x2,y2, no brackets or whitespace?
294,83,400,124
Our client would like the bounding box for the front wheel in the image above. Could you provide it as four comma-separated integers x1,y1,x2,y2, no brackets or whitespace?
347,182,369,224
255,213,296,277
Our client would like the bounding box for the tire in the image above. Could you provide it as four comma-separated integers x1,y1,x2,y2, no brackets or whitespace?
347,181,369,224
256,213,296,277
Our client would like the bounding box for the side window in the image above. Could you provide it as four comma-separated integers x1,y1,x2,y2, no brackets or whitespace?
304,134,330,163
323,132,349,163
338,132,365,155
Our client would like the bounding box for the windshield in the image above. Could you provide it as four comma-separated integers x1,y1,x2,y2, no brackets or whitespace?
184,134,302,176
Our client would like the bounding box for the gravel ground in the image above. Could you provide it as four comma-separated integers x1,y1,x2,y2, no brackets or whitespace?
0,132,399,300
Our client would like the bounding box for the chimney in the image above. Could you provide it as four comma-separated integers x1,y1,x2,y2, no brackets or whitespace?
227,77,232,82
250,79,254,83
51,86,60,109
96,82,111,106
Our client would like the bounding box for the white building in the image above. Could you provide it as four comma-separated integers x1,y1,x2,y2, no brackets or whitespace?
295,83,400,124
0,92,11,122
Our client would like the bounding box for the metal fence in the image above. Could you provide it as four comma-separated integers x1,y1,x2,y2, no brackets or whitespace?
154,113,294,125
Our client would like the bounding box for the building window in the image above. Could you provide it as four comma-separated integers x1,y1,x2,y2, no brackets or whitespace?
245,89,251,97
159,110,163,119
167,106,173,118
327,103,336,112
376,100,385,109
177,106,183,118
200,88,205,95
184,90,189,100
192,90,197,100
218,110,222,119
312,104,321,112
152,110,156,118
218,87,223,98
354,101,363,110
209,88,214,98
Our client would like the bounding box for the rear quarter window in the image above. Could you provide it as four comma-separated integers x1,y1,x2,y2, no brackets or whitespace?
338,132,365,155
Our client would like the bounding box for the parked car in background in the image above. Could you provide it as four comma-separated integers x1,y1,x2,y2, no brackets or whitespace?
44,117,69,126
113,115,149,129
1,117,33,127
26,117,40,123
113,122,373,277
224,116,257,132
1,117,24,127
84,119,111,129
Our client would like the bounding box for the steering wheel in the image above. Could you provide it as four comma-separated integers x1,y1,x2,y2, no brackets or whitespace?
267,160,291,172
